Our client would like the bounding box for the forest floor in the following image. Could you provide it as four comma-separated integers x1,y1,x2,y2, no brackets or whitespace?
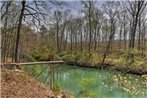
1,68,73,98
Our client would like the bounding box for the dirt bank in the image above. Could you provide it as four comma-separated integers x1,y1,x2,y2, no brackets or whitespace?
1,68,55,98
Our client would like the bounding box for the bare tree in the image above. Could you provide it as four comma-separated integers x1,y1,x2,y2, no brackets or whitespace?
101,1,120,68
81,1,96,52
126,1,147,49
123,1,147,63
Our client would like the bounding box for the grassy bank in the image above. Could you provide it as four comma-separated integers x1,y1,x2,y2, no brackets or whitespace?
57,50,147,75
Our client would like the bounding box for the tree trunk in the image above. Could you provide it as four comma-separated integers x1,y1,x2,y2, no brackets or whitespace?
94,26,97,51
101,20,114,68
88,3,92,52
138,16,141,50
70,25,73,51
80,28,83,52
56,21,60,53
60,24,66,52
118,23,122,49
123,15,127,50
14,0,26,62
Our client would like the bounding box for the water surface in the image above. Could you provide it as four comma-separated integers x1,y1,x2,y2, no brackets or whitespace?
27,64,147,98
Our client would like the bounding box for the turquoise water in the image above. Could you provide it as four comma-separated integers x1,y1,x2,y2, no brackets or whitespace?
26,64,147,98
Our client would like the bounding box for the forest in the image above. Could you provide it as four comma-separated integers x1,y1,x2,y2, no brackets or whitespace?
1,0,147,98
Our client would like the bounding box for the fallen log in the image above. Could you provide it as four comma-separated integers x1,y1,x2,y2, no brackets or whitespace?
1,61,65,66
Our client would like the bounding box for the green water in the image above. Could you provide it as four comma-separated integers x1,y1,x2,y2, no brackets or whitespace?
26,64,147,98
